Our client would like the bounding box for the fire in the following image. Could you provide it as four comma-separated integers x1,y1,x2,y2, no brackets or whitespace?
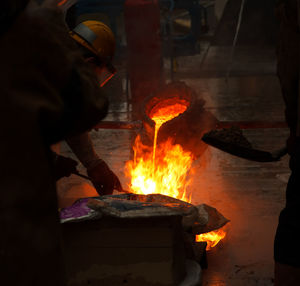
125,102,192,202
151,103,188,173
125,99,226,249
126,136,193,201
196,229,226,250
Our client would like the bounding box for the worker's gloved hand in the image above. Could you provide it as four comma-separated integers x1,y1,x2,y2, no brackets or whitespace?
87,160,122,196
53,154,78,180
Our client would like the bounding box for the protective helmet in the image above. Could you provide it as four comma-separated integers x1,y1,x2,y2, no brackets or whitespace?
70,20,116,66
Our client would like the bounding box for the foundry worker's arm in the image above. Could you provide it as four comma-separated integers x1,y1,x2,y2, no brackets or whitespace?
66,132,123,195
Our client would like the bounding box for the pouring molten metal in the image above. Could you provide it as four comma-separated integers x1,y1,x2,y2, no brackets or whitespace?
125,99,226,249
126,101,192,201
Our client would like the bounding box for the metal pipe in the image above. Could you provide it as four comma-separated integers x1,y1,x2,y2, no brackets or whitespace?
226,0,247,82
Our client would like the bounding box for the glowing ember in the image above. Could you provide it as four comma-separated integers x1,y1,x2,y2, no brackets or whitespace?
195,229,226,250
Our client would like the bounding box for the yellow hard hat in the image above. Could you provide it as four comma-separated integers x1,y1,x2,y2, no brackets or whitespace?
70,20,116,65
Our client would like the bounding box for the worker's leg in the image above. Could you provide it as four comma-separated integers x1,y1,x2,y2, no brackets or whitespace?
274,1,300,283
274,167,300,266
274,147,300,285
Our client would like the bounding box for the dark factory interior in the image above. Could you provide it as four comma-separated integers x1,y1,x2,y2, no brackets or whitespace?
1,0,300,285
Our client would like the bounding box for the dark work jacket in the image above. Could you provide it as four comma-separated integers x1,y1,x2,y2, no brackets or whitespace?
276,0,300,143
0,3,108,286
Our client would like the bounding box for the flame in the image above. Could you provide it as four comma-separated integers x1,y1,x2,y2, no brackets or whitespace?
126,136,193,201
125,100,226,248
151,103,188,175
196,229,226,250
125,102,192,202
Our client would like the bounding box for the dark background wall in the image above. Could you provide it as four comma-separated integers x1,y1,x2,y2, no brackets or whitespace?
213,0,278,46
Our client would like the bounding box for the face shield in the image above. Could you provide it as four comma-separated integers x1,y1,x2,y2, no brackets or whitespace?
71,21,116,87
84,56,116,87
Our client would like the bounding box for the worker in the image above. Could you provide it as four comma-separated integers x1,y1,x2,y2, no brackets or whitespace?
54,19,123,195
0,0,110,285
274,0,300,284
1,0,29,34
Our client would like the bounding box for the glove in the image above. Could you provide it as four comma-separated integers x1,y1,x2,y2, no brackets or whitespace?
87,160,122,196
53,154,78,180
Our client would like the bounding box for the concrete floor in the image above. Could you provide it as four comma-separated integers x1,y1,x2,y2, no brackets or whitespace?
180,74,288,285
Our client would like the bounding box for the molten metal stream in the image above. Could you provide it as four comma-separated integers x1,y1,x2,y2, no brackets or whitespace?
151,103,188,172
125,101,191,201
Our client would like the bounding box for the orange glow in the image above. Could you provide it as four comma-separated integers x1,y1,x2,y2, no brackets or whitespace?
125,100,226,248
151,103,188,173
100,73,115,87
58,0,68,6
126,136,193,202
125,102,192,202
151,103,188,128
196,229,226,250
